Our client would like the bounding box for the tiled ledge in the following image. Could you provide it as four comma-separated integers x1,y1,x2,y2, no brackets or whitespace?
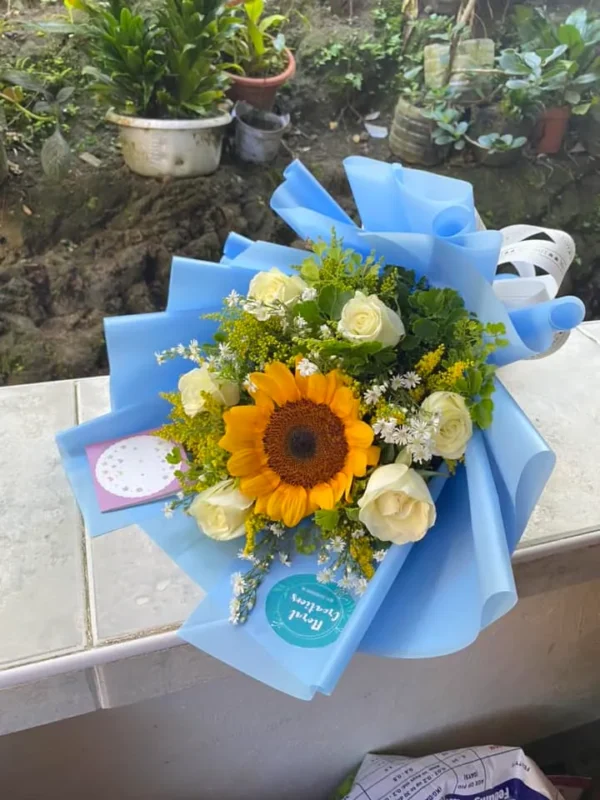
1,323,600,736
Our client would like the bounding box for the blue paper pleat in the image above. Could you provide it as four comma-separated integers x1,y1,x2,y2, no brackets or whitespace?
57,156,573,698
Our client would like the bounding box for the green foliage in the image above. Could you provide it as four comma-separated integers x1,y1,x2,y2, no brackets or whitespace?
476,132,527,152
304,3,449,110
500,6,600,114
298,234,380,294
422,105,468,150
56,0,235,118
222,0,288,78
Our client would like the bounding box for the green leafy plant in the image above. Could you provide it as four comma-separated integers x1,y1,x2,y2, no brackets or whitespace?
507,6,600,115
223,0,288,78
474,132,527,153
56,0,235,118
422,105,469,150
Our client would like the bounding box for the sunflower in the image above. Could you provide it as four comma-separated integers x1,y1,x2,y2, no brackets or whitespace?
219,362,379,528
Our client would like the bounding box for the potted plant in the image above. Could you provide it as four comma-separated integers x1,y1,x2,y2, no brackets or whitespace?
506,6,600,153
390,70,460,166
75,0,235,177
470,84,536,151
223,0,295,110
469,133,528,166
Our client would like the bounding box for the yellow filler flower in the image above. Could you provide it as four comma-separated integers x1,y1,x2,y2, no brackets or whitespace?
219,362,379,528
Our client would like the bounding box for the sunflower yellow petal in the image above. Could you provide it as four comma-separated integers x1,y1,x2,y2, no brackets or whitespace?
330,387,356,420
266,485,287,520
240,469,281,498
255,494,270,514
331,472,349,503
323,370,341,404
345,448,368,477
280,485,309,528
223,405,270,430
306,373,328,404
227,449,266,477
250,373,290,406
218,427,258,453
264,362,300,402
345,419,374,449
366,445,380,466
309,482,335,510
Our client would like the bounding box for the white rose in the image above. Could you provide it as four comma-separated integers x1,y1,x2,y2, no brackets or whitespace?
421,391,473,460
339,291,404,347
358,463,436,545
189,479,253,541
178,365,239,418
248,268,307,305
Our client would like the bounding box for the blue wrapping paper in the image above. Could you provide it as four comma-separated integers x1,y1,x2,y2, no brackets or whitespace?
57,157,580,697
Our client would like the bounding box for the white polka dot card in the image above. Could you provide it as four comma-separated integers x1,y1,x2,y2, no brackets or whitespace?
85,431,184,512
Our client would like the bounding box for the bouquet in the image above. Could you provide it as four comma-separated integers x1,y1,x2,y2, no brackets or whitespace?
58,156,584,699
156,235,508,623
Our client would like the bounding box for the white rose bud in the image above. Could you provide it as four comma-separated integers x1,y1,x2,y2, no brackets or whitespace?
248,268,307,306
189,480,254,541
178,365,239,418
358,463,436,545
421,391,473,460
339,291,404,348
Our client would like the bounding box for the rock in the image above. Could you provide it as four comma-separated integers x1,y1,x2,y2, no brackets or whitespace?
125,282,155,314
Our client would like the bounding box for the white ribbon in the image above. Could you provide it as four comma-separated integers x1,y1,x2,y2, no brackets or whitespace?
475,212,577,357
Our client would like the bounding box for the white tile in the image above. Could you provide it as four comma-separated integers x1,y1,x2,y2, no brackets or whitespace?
76,378,203,644
0,670,98,735
0,381,87,668
90,525,204,643
500,328,600,543
96,644,233,709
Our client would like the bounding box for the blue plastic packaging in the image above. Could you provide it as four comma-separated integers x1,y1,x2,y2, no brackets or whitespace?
56,157,580,698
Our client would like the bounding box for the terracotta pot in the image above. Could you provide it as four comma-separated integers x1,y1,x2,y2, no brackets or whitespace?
227,49,296,111
535,106,571,154
389,97,450,166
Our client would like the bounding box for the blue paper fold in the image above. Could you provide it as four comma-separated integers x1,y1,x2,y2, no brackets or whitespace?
57,156,567,698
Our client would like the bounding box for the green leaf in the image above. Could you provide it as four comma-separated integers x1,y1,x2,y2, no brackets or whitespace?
345,507,360,522
314,508,340,532
166,447,182,465
572,102,592,115
472,398,494,429
300,260,320,282
412,318,439,341
318,286,352,320
557,24,584,51
294,301,321,325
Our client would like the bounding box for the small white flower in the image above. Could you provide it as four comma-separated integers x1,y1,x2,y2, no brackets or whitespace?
205,354,218,367
354,577,369,596
163,502,174,519
329,536,346,553
301,287,317,301
402,371,421,389
338,575,354,590
364,386,383,405
407,441,432,463
244,300,271,321
297,358,319,377
231,572,246,596
243,376,257,394
228,598,242,624
390,375,403,391
373,417,399,444
237,549,258,563
278,552,291,567
270,523,286,538
317,553,329,565
155,351,165,365
176,343,186,355
351,527,365,539
319,324,331,339
317,569,333,584
294,315,309,331
176,491,184,501
225,290,241,307
218,342,234,361
373,549,387,563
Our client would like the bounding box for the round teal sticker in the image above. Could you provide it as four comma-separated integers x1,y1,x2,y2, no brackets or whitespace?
266,574,355,648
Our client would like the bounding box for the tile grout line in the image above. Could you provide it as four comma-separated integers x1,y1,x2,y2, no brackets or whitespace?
73,379,105,710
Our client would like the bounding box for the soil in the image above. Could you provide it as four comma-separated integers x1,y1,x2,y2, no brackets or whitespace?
1,0,599,387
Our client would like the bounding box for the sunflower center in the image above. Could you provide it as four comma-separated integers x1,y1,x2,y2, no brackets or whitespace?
287,427,317,460
263,399,348,488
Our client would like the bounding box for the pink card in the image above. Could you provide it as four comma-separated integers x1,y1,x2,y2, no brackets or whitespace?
86,431,185,512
